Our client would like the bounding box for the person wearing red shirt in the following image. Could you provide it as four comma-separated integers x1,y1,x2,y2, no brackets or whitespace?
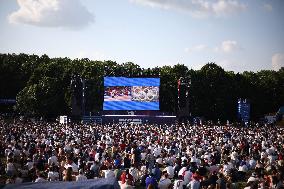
119,140,127,151
120,169,134,186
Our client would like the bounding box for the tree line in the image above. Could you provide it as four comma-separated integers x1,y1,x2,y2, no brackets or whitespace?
0,53,283,121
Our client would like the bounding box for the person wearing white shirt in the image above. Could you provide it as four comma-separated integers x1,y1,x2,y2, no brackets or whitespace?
247,172,259,183
35,172,47,182
48,155,58,166
158,172,172,189
64,144,72,153
26,158,34,170
204,152,211,160
6,159,17,177
230,151,238,162
13,148,20,157
95,152,100,162
156,156,163,165
47,166,59,181
173,175,185,189
187,178,200,189
266,147,273,155
48,171,59,181
5,147,12,157
163,164,174,179
64,157,79,173
223,162,233,176
129,167,138,182
239,163,248,172
153,146,161,157
45,139,51,146
76,169,88,181
181,156,188,162
121,179,135,189
178,166,187,176
190,156,197,163
141,151,147,161
249,157,256,169
261,151,267,159
104,166,115,179
183,169,193,185
64,162,79,173
35,177,47,182
268,154,276,164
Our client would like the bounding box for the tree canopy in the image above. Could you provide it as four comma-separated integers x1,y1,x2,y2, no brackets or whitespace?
0,53,283,120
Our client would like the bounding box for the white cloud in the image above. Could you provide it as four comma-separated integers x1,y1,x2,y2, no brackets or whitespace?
272,53,284,71
212,0,246,16
263,3,273,12
221,40,238,53
8,0,94,29
215,40,240,53
185,44,208,53
130,0,246,18
185,40,241,54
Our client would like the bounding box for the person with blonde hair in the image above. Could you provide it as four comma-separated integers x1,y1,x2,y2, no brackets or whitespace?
63,167,74,181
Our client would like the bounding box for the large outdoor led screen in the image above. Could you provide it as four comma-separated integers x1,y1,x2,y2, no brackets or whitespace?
103,77,160,110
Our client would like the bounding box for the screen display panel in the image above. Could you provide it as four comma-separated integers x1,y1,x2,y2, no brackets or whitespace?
103,77,160,110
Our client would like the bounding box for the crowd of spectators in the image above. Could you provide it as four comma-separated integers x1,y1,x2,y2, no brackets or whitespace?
0,117,284,189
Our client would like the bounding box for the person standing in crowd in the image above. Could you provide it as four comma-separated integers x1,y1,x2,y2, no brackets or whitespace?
47,164,59,181
145,173,158,189
63,167,74,181
173,175,185,189
216,173,226,189
76,169,87,181
120,169,134,186
152,163,162,181
158,171,172,189
35,171,47,182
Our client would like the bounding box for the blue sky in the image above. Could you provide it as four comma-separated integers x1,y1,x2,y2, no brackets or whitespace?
0,0,283,72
